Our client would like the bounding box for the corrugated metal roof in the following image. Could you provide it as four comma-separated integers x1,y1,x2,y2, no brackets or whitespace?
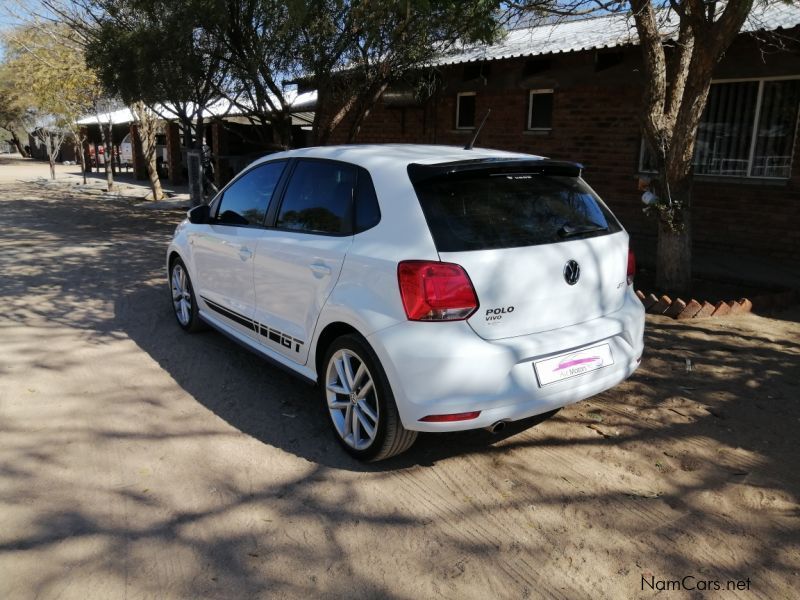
76,108,134,126
76,90,319,126
435,3,800,66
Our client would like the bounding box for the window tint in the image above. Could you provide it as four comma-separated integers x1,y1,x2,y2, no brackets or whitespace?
412,172,621,252
216,161,285,225
277,160,356,234
354,171,381,233
528,90,553,130
457,93,476,129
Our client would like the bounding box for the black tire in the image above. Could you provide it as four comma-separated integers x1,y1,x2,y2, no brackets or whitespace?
169,258,204,333
322,334,417,461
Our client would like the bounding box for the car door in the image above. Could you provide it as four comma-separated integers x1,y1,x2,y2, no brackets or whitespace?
252,159,357,364
189,160,287,340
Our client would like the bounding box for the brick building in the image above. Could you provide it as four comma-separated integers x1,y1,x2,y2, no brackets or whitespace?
328,5,800,268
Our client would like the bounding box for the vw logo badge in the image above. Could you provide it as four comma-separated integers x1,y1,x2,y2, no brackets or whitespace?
563,260,580,285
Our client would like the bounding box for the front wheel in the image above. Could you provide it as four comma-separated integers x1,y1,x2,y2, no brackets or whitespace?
169,258,204,332
322,334,417,461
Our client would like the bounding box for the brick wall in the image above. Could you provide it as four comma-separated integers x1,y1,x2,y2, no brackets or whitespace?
329,32,800,263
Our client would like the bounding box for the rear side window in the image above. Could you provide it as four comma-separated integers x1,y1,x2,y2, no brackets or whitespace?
354,171,381,233
277,160,356,235
412,172,621,252
216,160,286,226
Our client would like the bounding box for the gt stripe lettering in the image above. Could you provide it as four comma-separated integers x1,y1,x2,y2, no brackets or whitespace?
201,296,304,353
259,324,303,353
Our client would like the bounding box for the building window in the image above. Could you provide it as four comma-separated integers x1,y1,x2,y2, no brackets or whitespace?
640,77,800,178
595,51,624,72
527,89,554,130
456,92,476,129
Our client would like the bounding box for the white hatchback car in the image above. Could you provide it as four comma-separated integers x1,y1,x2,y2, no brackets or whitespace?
167,144,644,461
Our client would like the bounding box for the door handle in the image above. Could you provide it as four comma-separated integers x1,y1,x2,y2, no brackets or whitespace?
238,246,253,260
309,262,331,276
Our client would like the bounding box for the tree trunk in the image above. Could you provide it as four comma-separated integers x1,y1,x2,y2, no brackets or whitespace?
143,117,164,201
181,118,194,149
101,125,114,191
49,157,55,180
271,112,293,149
655,175,692,295
196,116,205,150
75,137,87,184
146,155,164,201
131,102,165,201
312,85,358,145
8,131,27,157
347,81,390,143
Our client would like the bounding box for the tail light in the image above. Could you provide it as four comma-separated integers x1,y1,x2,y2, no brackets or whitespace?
627,249,636,286
397,260,478,321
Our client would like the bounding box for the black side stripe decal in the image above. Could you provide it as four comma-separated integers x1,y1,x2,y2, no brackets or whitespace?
201,296,304,353
202,297,256,331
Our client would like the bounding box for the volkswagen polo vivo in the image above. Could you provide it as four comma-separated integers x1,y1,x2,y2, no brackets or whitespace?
167,145,645,461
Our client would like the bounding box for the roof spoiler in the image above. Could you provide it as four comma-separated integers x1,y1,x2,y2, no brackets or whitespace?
408,158,583,184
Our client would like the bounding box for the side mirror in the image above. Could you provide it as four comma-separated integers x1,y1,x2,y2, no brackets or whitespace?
187,204,211,224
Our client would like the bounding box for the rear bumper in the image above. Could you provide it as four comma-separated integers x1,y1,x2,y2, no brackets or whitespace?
367,287,645,432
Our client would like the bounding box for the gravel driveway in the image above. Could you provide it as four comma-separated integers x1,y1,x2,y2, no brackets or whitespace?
1,164,798,599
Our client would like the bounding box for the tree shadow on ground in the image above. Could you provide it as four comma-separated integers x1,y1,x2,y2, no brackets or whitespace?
2,182,799,598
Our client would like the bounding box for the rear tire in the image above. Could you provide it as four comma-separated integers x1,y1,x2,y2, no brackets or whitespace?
322,334,417,461
169,258,204,332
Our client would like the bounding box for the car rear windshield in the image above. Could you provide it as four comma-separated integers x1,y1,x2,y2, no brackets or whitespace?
410,170,622,252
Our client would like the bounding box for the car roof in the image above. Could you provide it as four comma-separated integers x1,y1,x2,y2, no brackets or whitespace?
254,144,544,171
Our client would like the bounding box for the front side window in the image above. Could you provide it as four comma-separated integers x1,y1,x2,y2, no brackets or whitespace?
641,78,800,178
216,160,286,226
456,92,476,129
412,170,621,252
528,89,554,130
276,160,356,235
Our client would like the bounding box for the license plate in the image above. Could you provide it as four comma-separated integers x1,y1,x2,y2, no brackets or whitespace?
534,343,614,386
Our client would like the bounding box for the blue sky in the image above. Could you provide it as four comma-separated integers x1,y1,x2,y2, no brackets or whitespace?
0,0,33,28
0,0,38,60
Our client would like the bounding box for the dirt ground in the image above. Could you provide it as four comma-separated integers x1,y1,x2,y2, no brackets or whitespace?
1,156,798,599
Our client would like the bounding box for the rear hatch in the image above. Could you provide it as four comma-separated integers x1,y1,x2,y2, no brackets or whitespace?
408,160,628,340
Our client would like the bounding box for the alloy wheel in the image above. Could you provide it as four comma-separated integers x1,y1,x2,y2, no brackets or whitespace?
171,264,192,326
325,349,380,450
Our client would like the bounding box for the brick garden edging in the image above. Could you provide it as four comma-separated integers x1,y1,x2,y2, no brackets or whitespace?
635,289,799,320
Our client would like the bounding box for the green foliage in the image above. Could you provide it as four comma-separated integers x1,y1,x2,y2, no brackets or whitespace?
85,0,225,108
76,0,506,144
0,69,28,133
2,22,100,127
209,0,296,117
293,0,505,141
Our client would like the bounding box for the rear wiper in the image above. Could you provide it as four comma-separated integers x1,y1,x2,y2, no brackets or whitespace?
557,223,608,238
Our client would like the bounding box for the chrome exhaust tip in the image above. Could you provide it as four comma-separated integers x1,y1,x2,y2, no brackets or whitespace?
485,420,508,434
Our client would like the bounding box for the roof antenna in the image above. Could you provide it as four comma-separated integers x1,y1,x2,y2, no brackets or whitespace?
465,108,491,150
